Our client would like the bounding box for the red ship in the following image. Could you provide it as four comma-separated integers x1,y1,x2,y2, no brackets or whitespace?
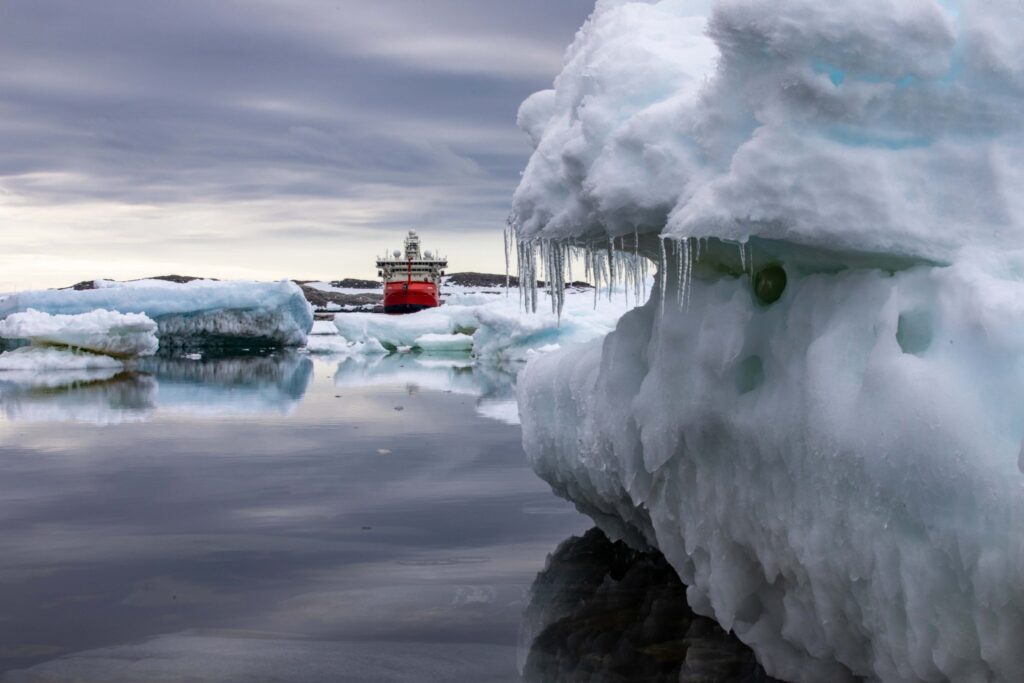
377,230,448,314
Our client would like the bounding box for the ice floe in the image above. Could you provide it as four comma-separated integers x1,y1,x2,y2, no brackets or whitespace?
0,279,313,349
0,308,158,357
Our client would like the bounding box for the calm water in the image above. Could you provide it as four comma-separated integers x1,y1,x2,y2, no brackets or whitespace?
0,352,769,682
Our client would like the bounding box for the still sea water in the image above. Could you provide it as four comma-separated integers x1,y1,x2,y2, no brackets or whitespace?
0,352,770,682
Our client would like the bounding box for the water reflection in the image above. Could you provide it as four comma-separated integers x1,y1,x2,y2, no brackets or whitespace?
334,353,519,425
0,354,313,423
521,529,779,683
0,351,524,426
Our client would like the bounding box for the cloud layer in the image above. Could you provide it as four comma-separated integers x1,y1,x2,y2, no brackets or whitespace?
0,0,592,290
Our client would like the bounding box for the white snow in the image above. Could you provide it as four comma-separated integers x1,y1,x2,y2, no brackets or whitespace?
512,0,1024,263
509,2,1024,682
0,308,158,357
0,279,313,348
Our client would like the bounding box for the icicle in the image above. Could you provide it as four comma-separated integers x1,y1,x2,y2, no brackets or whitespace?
683,238,692,311
676,239,685,308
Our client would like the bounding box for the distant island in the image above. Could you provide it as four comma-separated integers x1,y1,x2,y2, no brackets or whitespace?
61,273,594,317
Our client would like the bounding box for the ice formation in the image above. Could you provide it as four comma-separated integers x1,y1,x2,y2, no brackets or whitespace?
0,280,313,349
0,309,158,357
334,293,628,362
511,1,1024,682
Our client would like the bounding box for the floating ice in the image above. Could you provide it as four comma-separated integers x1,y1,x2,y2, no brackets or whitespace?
413,333,474,353
334,293,627,362
513,0,1024,262
0,309,158,357
0,280,313,349
510,2,1024,681
520,251,1024,683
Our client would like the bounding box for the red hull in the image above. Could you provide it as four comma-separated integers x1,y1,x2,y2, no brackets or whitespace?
384,281,440,314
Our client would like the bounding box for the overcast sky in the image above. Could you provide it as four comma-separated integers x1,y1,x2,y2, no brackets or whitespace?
0,0,593,291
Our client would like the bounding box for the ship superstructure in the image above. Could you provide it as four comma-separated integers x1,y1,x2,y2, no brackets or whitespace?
376,230,447,314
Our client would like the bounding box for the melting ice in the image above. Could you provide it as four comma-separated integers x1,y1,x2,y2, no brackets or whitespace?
510,1,1024,682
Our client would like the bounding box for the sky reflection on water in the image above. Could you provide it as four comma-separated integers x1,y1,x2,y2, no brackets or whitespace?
0,353,582,681
0,352,768,682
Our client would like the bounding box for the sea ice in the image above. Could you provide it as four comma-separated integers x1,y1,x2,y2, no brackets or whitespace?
333,293,627,362
519,255,1024,683
0,279,313,349
512,0,1024,262
0,308,158,357
510,1,1024,681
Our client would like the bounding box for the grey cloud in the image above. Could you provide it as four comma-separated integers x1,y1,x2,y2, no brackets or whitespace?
0,0,593,286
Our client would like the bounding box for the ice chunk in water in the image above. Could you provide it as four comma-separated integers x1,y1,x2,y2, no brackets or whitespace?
0,280,313,349
0,308,158,357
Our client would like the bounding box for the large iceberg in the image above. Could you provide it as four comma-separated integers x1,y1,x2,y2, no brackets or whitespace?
0,280,313,350
512,1,1024,682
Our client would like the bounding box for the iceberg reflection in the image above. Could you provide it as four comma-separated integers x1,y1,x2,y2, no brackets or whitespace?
0,353,313,424
333,353,520,424
521,528,778,683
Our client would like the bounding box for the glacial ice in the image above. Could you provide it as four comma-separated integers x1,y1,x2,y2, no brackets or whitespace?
0,309,159,358
510,1,1024,682
0,279,313,349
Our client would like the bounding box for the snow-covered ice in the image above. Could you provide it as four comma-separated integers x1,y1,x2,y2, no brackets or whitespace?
509,1,1024,682
0,309,158,357
513,0,1024,262
0,279,313,349
333,291,628,362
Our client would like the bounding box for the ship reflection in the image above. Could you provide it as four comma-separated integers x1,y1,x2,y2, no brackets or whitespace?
521,528,779,683
0,353,312,424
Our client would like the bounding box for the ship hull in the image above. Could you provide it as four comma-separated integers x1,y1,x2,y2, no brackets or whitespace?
383,281,440,314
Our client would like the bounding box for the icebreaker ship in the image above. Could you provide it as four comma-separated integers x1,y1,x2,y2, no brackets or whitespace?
512,1,1024,681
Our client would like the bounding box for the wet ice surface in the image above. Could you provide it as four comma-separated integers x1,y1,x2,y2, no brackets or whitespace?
0,352,769,682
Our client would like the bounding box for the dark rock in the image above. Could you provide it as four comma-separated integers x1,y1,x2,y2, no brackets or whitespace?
64,274,210,291
329,278,381,289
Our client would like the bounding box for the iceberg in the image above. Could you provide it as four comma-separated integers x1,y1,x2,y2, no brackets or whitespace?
0,309,158,358
511,2,1024,682
0,280,313,350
